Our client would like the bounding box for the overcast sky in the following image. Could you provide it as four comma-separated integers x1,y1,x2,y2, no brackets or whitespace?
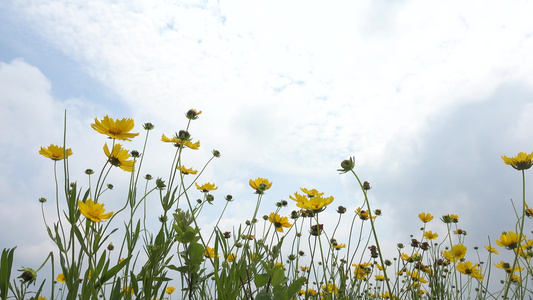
2,0,533,290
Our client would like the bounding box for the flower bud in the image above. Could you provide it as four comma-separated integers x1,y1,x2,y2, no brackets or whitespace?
39,197,47,203
107,184,114,190
363,181,371,190
178,130,190,141
156,178,166,190
206,194,214,203
85,169,94,175
107,242,114,251
212,149,221,158
145,174,153,180
143,122,154,130
186,109,202,120
338,156,355,173
223,231,231,239
130,150,140,158
336,206,346,214
225,195,233,201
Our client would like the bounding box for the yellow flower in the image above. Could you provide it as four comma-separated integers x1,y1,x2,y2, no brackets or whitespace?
418,212,433,223
300,188,324,197
442,244,467,262
269,212,292,232
161,134,200,149
321,283,338,294
408,270,428,283
122,286,134,294
457,261,483,280
441,213,459,223
165,286,175,294
423,230,438,240
91,115,139,141
274,262,285,270
502,152,533,170
300,266,310,272
178,165,198,175
290,192,334,212
226,253,237,262
331,243,346,250
485,245,499,254
103,143,135,172
355,207,376,220
204,246,217,258
495,261,523,273
195,182,217,192
353,263,372,280
39,144,73,161
496,231,525,250
525,203,533,218
78,199,113,222
56,273,65,283
249,177,273,193
38,297,46,300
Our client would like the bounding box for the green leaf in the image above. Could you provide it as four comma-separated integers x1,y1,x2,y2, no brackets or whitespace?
255,273,270,288
0,247,16,300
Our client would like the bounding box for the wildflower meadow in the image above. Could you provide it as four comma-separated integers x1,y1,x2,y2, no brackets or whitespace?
2,110,533,299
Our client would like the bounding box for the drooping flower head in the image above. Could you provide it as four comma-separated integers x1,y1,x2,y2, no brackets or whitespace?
195,182,218,192
104,143,135,172
268,212,292,232
56,273,65,283
78,199,113,222
501,152,533,170
290,192,334,213
485,245,499,254
91,116,139,141
442,244,467,262
39,144,73,161
249,177,273,194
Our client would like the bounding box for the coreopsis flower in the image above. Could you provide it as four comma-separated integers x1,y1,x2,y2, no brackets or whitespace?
249,177,273,194
457,261,483,280
186,108,202,120
305,289,317,296
91,115,139,141
353,263,372,280
485,245,499,254
226,253,237,262
78,199,113,222
122,286,134,294
56,273,65,283
331,243,346,250
161,134,200,149
321,283,338,294
401,253,422,263
442,244,467,262
290,192,334,212
300,188,324,197
39,144,73,160
204,246,217,258
423,230,438,240
525,203,533,218
165,286,176,294
178,165,198,175
441,214,459,223
495,261,524,273
268,212,292,232
375,274,386,281
195,182,217,192
355,207,376,220
418,212,433,223
103,143,135,172
501,151,533,170
408,270,428,283
300,266,310,272
496,231,524,250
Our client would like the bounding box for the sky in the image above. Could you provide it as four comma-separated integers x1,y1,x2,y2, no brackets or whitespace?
1,0,533,293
